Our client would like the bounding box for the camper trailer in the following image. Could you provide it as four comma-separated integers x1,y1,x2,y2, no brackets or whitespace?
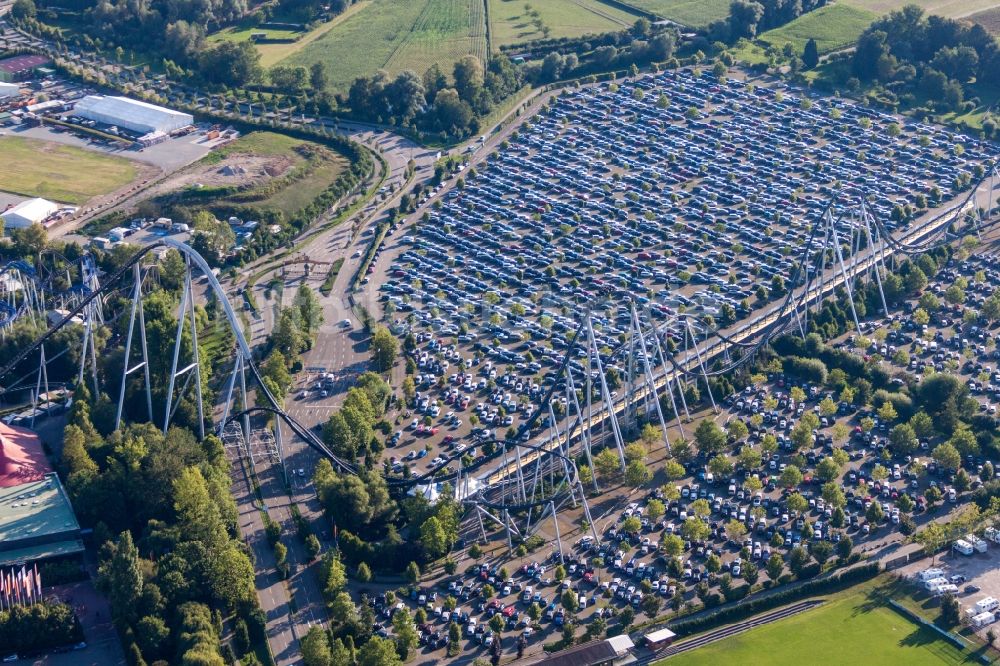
954,539,975,556
969,611,995,629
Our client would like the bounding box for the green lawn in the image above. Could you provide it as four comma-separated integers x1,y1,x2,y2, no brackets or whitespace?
281,0,485,91
0,135,139,204
662,589,973,666
755,4,876,54
489,0,639,46
614,0,731,27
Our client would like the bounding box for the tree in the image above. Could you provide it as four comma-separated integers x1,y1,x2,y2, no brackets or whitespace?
393,607,419,659
310,62,329,91
99,530,143,628
787,493,808,514
625,459,652,487
405,561,421,585
789,546,809,575
559,588,579,614
780,465,803,488
821,481,846,509
802,38,819,70
694,419,727,456
888,423,917,456
302,626,332,666
932,442,961,471
371,327,398,371
940,593,960,627
356,562,372,582
766,552,784,580
11,223,47,257
10,0,36,20
420,516,449,559
358,636,402,666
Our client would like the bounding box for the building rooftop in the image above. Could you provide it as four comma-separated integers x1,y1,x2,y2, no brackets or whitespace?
0,55,52,73
0,421,52,488
0,473,83,566
529,636,635,666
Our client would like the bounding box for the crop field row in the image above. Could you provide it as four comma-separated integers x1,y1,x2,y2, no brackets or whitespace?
384,0,482,78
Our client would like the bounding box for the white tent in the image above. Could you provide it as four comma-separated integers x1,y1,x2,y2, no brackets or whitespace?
73,95,192,135
1,198,58,229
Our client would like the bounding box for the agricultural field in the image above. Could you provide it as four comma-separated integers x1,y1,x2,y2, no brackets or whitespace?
965,6,1000,34
488,0,639,46
754,4,876,54
208,5,373,68
614,0,731,27
663,580,973,666
281,0,485,91
838,0,1000,20
0,135,140,205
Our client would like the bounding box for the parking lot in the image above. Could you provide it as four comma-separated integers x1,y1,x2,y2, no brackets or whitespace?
339,66,1000,661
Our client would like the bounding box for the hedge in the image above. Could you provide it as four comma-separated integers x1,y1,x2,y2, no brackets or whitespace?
668,562,881,636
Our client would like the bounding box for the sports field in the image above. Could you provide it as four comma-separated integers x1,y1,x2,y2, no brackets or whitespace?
0,135,139,205
614,0,731,27
662,590,971,666
282,0,486,91
756,4,876,54
489,0,639,45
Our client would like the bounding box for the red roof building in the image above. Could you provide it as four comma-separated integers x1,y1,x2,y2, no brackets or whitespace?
0,422,51,488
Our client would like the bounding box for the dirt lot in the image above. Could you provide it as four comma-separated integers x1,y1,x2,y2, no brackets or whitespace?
143,151,295,197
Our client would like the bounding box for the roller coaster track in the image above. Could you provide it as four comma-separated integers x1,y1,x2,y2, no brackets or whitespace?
0,169,995,521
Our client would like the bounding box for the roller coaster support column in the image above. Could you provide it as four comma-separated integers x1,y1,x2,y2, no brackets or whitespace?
586,315,627,471
550,500,564,565
163,256,205,439
115,262,153,430
633,304,671,454
860,207,889,316
826,209,863,337
683,318,718,415
31,345,49,429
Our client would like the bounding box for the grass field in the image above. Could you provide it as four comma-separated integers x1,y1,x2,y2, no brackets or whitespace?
755,4,876,53
282,0,485,91
662,583,974,666
208,1,372,68
967,6,1000,34
838,0,1000,19
489,0,639,46
0,135,139,205
614,0,731,27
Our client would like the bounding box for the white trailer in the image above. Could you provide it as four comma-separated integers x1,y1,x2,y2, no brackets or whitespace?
969,611,995,629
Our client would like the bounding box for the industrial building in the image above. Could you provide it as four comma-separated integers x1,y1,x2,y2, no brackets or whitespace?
0,423,83,566
73,94,193,138
0,82,18,99
1,198,59,229
0,55,52,83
